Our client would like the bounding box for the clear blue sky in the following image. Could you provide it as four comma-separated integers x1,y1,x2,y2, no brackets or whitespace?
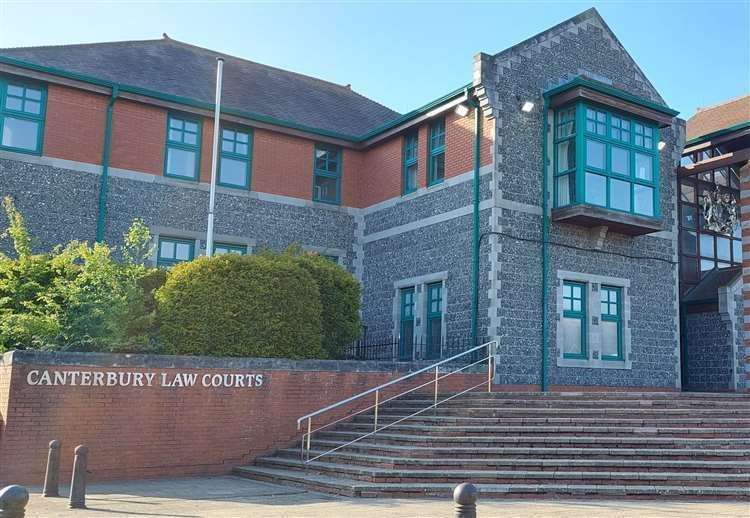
0,1,748,120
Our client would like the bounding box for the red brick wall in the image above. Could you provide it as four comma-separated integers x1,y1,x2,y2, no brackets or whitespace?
251,129,314,200
110,98,166,175
444,110,493,179
0,356,486,485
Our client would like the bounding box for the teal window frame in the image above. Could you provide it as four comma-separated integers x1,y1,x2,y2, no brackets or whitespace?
425,282,443,359
553,106,577,207
600,285,623,361
157,237,195,268
213,242,247,255
312,143,342,205
0,76,46,155
553,102,660,218
399,287,415,360
562,281,587,359
218,126,252,189
322,254,340,264
164,114,202,181
402,131,418,195
427,117,445,186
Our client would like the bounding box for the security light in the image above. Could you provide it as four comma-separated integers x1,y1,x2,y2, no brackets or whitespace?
454,103,470,117
657,141,666,151
521,101,535,113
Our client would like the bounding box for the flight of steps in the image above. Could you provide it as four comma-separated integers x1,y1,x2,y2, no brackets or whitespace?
234,391,750,499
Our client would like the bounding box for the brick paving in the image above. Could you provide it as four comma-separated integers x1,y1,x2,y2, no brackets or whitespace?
25,476,750,518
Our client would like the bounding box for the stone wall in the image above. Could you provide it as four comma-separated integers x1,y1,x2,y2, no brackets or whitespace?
684,311,734,392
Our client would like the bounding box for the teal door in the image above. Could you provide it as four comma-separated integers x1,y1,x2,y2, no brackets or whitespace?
399,287,415,360
425,282,443,359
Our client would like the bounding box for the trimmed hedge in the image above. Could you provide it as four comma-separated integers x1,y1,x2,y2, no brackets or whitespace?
155,253,325,358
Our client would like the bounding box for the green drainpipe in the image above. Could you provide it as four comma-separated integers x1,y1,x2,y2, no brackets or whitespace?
96,85,119,243
540,98,550,392
470,101,482,347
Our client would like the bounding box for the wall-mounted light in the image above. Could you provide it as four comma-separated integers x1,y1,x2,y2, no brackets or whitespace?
657,141,666,151
454,103,470,117
521,101,535,113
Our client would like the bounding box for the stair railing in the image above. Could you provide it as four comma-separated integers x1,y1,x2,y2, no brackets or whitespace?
296,340,497,464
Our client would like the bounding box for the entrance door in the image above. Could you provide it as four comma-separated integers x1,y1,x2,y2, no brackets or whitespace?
399,287,415,361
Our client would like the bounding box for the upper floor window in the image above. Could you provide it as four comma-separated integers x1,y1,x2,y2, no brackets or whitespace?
402,131,418,195
554,103,660,218
428,118,445,186
0,78,46,155
219,127,252,189
157,237,194,268
165,115,201,181
313,144,341,204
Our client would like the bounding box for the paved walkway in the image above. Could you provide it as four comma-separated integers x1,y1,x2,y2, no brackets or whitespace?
25,476,750,517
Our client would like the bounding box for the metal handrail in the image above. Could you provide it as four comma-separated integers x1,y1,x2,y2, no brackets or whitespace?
297,340,497,464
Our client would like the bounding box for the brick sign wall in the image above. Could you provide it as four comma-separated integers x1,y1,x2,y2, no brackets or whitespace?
0,350,486,485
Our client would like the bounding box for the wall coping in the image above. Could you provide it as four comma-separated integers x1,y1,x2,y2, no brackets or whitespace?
0,349,479,373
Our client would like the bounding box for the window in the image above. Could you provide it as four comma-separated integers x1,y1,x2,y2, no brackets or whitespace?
399,288,415,361
402,131,418,195
554,103,660,218
0,78,45,154
313,144,341,204
600,286,622,360
157,237,194,268
219,127,252,189
425,282,443,359
165,115,201,180
561,281,586,359
214,243,246,255
428,118,445,186
322,254,340,264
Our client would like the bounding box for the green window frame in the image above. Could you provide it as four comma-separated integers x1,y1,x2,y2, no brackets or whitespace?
0,77,46,155
322,254,340,264
402,131,418,195
157,237,195,268
600,285,623,361
213,242,247,255
218,126,252,189
561,281,587,359
553,102,660,218
399,287,415,360
164,115,202,181
425,282,443,359
312,144,341,204
427,117,445,186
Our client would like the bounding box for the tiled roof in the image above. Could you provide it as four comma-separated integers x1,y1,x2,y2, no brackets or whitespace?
0,37,401,137
687,95,750,141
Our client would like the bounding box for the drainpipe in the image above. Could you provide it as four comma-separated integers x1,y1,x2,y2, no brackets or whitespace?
96,85,119,243
470,99,482,347
540,98,550,391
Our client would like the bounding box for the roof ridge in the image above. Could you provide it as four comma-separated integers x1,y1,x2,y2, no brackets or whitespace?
0,37,164,53
694,94,750,115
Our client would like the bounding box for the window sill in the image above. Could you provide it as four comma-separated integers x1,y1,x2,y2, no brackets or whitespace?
557,355,632,370
552,204,662,236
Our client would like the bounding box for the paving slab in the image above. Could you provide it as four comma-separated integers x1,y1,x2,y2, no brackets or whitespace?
23,475,750,518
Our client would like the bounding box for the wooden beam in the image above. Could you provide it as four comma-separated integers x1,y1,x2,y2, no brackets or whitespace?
678,149,750,177
548,86,674,127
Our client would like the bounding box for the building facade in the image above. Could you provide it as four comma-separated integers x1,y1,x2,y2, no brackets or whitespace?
0,8,697,390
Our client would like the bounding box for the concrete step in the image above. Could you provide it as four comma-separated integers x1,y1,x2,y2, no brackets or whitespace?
371,406,750,418
386,397,750,409
233,465,750,499
274,448,750,473
397,391,750,401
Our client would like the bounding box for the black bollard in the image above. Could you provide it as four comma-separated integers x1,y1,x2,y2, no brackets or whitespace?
453,482,478,518
69,445,88,509
42,440,61,497
0,485,29,518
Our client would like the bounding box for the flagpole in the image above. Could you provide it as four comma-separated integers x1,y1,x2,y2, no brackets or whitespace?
206,57,224,258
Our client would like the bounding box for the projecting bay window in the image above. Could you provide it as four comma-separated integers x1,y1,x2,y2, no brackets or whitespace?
218,127,252,189
402,131,418,195
313,144,341,204
428,117,445,186
561,281,586,359
0,78,45,154
157,237,195,268
165,115,201,180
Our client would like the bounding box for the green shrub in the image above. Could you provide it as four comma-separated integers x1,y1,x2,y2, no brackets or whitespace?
155,253,325,358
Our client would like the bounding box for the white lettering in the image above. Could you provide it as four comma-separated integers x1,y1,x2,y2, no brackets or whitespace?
39,370,52,386
93,372,104,386
118,372,131,387
255,374,264,387
182,373,198,387
133,373,144,387
80,372,92,386
201,374,211,387
26,369,266,389
145,373,155,387
26,370,40,385
69,371,80,386
106,372,118,386
54,371,66,386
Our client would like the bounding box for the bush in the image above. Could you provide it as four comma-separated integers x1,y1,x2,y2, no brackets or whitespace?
155,253,325,358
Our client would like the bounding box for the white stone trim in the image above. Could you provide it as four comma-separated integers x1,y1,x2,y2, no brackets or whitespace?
719,274,744,391
555,270,632,370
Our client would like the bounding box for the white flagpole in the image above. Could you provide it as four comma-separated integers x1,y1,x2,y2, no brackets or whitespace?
206,57,224,258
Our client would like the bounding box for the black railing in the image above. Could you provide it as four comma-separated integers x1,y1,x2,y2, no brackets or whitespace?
343,335,477,362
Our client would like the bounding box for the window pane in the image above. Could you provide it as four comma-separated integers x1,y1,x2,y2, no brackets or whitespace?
557,140,575,171
633,184,654,216
700,259,714,273
25,88,42,100
5,97,22,111
586,139,605,169
556,174,575,206
183,133,197,145
561,317,583,356
716,237,731,261
700,234,714,258
159,241,175,259
314,175,339,203
635,153,653,180
610,178,631,212
431,153,445,183
166,147,197,178
585,173,606,206
219,157,247,187
405,164,418,193
733,239,742,263
714,168,729,186
24,100,41,115
601,321,619,358
682,256,698,282
680,182,695,203
1,117,39,151
221,140,234,152
681,206,697,229
175,243,191,261
681,230,697,256
611,146,629,175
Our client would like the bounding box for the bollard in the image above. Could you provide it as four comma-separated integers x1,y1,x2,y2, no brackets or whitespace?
69,445,88,509
0,485,29,518
43,440,61,497
453,482,478,518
